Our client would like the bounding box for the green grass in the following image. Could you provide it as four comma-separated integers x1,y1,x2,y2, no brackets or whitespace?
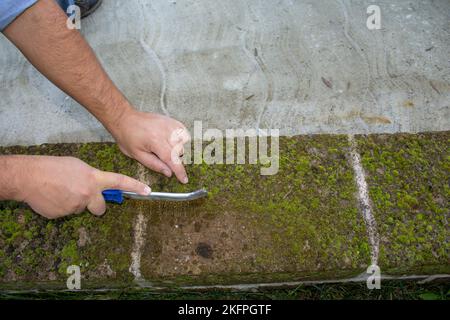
0,280,448,300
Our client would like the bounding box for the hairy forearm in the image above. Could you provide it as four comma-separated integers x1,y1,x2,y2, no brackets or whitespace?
2,0,133,134
1,0,190,184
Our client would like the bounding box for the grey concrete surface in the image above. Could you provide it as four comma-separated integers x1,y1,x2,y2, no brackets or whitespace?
0,0,449,146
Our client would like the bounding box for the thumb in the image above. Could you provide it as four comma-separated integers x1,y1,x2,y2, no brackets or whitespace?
94,170,151,195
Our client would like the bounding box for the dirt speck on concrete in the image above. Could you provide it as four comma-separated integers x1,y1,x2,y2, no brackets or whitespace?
195,242,213,259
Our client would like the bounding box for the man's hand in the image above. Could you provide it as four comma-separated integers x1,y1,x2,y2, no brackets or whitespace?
0,155,150,219
3,0,191,184
111,110,191,184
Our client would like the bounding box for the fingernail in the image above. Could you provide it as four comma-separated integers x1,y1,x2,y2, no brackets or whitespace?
143,185,151,195
163,169,171,177
182,176,188,184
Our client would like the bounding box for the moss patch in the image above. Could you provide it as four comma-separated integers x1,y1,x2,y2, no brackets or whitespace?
138,135,369,285
356,132,449,274
0,136,369,288
0,144,136,289
1,132,447,289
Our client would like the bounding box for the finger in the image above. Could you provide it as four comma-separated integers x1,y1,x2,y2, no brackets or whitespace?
169,127,191,146
170,143,185,165
73,204,86,215
94,170,151,195
87,193,106,216
69,200,86,215
158,149,188,184
170,161,188,184
136,152,172,178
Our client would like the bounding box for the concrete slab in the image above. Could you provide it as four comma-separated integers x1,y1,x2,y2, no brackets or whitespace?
0,136,369,288
1,0,450,146
0,133,448,289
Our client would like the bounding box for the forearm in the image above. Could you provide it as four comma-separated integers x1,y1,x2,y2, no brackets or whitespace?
0,156,27,201
2,0,132,134
2,0,190,184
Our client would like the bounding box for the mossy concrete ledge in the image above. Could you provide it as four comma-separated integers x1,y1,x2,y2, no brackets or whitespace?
0,133,448,290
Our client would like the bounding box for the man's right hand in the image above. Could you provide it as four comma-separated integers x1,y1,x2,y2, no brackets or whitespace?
110,110,191,184
1,155,150,219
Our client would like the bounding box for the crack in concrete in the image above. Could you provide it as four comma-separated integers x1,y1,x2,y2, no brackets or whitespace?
337,0,370,87
243,5,274,131
337,0,382,127
139,37,169,116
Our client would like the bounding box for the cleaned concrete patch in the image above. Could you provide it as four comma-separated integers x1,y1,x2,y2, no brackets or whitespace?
1,0,450,146
138,135,369,285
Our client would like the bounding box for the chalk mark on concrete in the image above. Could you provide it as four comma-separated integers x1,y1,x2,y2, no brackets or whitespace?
129,165,149,282
348,134,380,265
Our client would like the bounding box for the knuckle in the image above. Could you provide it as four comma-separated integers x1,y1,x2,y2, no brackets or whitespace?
87,169,101,188
171,167,183,177
69,202,84,214
148,162,162,173
156,163,168,172
159,152,172,164
88,168,100,181
80,187,92,200
114,174,126,187
180,129,191,142
170,154,183,165
176,120,186,129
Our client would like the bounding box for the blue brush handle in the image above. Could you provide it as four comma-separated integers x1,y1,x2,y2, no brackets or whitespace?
102,189,124,204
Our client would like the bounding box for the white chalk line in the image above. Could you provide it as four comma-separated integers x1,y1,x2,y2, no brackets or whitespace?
129,212,148,281
129,164,149,282
131,135,397,284
348,134,380,266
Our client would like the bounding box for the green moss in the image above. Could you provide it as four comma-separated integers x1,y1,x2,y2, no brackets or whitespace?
137,135,370,284
0,143,137,288
0,136,370,288
357,132,450,274
78,143,137,177
0,205,135,287
1,132,448,290
59,240,80,274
